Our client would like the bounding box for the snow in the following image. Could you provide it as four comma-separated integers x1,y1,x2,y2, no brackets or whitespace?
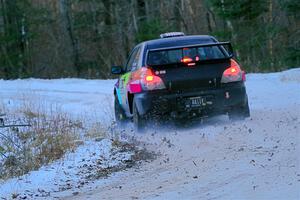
246,68,300,109
0,78,116,124
0,139,134,199
1,68,300,199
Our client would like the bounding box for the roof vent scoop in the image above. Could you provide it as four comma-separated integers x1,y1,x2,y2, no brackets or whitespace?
160,32,185,38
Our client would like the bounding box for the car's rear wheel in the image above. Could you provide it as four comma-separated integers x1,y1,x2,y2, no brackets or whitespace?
228,101,250,121
133,99,145,132
114,96,127,126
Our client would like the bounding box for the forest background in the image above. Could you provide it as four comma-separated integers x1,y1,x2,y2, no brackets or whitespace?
0,0,299,79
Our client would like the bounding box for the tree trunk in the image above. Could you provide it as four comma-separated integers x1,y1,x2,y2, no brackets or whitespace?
268,0,273,68
59,0,80,76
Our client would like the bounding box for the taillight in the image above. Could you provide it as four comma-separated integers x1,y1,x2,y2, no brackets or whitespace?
141,68,166,91
146,75,154,82
128,68,166,93
181,56,193,63
221,59,244,83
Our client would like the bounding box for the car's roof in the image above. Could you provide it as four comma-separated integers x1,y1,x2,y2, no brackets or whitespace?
144,35,217,50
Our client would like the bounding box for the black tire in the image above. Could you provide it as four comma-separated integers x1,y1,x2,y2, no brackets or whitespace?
133,99,145,132
243,102,250,118
229,101,250,121
114,96,127,126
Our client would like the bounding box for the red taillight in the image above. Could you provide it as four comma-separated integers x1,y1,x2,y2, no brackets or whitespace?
142,69,166,91
146,75,154,82
221,59,243,83
128,68,166,93
223,59,240,76
181,56,193,63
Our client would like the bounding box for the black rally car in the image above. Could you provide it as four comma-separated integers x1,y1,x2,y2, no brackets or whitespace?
112,32,250,129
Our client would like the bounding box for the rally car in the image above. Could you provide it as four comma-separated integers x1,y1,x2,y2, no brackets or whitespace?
111,32,250,130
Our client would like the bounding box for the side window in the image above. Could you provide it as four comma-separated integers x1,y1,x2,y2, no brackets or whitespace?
132,47,142,70
126,46,141,72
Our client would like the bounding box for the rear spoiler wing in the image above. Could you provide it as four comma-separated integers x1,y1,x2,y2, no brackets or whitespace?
148,42,234,58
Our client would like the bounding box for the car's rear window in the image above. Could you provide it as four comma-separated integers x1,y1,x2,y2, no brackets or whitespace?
147,45,229,66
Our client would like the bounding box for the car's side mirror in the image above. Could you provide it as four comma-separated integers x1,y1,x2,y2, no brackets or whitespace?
111,66,124,75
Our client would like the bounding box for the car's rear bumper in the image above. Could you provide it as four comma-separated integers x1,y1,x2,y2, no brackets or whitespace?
134,82,248,119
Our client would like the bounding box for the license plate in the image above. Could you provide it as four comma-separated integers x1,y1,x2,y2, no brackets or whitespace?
186,96,204,108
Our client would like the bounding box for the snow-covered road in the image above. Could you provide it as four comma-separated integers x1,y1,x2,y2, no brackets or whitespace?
66,107,299,200
1,68,300,199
